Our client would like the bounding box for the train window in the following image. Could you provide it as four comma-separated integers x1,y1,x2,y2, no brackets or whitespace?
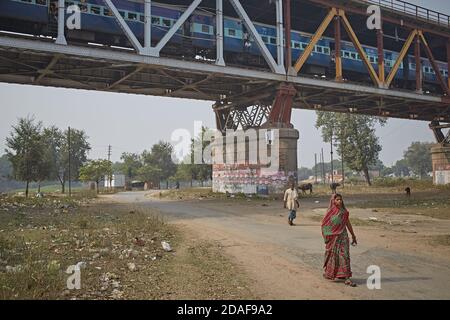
301,43,307,50
104,8,113,16
294,42,301,49
79,4,87,12
36,0,47,4
369,56,375,63
228,29,236,37
65,1,75,6
261,36,268,43
323,47,330,55
128,13,138,21
409,63,416,70
201,25,211,34
350,53,357,60
90,6,101,15
316,46,323,53
20,0,32,3
152,17,160,25
162,19,172,27
119,11,126,19
139,15,145,22
270,37,277,45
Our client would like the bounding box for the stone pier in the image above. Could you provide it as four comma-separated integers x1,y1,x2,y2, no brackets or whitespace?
212,127,299,195
431,145,450,185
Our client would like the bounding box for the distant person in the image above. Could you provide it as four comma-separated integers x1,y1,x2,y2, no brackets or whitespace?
405,187,411,197
284,182,299,226
175,181,180,189
321,193,357,287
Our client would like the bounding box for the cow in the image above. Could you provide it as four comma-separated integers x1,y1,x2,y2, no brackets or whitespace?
405,187,411,197
299,183,313,195
330,182,341,194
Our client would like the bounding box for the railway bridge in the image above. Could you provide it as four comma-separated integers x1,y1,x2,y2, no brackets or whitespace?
0,0,449,192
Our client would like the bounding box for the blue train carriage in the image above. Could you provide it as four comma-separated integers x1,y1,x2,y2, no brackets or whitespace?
0,0,49,35
190,10,215,57
62,0,183,48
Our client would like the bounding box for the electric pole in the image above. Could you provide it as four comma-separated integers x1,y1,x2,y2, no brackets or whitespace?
321,148,325,184
107,145,112,190
68,127,71,197
330,130,334,184
314,153,317,184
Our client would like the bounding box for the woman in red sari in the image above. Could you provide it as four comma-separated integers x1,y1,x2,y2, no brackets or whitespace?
321,193,357,287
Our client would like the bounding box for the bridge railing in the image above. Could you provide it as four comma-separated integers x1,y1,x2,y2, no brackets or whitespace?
365,0,450,28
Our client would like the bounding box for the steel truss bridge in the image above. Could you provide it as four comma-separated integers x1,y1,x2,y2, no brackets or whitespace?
0,0,449,133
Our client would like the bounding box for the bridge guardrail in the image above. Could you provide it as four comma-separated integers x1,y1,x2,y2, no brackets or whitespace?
365,0,450,29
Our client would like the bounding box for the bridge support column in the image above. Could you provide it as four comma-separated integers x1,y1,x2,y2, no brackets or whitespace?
431,146,450,185
429,122,450,185
212,84,299,195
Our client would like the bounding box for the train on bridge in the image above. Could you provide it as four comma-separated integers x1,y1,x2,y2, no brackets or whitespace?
0,0,448,93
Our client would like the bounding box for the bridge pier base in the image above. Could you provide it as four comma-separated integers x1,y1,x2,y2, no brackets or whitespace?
431,145,450,185
212,127,299,195
212,83,299,195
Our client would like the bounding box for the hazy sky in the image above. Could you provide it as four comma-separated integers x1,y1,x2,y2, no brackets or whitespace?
0,0,448,168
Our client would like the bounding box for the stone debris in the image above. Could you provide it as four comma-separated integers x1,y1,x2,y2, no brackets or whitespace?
161,241,172,252
127,262,137,272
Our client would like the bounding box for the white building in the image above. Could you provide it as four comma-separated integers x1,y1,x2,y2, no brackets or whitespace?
104,174,126,188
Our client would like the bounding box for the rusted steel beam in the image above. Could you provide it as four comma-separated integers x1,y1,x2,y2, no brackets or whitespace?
377,29,385,83
294,8,337,74
334,16,343,82
284,0,292,73
415,34,422,93
418,31,449,95
385,29,417,88
338,10,382,87
268,83,297,126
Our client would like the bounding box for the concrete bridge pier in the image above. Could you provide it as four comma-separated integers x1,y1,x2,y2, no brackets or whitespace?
429,122,450,185
212,84,299,195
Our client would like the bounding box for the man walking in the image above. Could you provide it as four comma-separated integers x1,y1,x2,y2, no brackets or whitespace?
284,181,300,226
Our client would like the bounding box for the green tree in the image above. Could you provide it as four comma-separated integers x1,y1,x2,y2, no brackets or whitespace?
137,164,162,187
119,152,142,180
316,112,386,185
404,142,433,179
391,159,410,177
43,127,90,193
5,117,46,197
79,160,112,193
142,141,176,187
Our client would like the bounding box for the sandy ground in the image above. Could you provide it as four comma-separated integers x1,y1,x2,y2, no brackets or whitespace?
105,191,450,300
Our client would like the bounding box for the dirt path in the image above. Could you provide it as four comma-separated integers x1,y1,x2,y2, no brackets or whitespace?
106,191,450,300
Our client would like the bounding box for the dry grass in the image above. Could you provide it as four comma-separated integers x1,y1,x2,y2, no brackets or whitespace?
0,193,254,300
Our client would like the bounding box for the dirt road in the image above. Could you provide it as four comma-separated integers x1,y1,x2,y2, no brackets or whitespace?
106,191,450,300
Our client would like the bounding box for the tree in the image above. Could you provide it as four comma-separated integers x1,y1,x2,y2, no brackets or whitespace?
391,159,410,177
119,152,142,180
404,142,433,179
5,117,46,197
142,141,176,187
298,167,313,181
43,127,90,193
79,160,112,193
137,164,162,187
316,112,386,185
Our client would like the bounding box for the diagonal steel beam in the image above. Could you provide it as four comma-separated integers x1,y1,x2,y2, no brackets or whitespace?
106,65,145,90
294,8,336,74
418,31,449,95
228,0,285,74
338,10,382,88
167,74,215,96
35,54,62,84
154,0,203,53
103,0,145,54
385,29,417,88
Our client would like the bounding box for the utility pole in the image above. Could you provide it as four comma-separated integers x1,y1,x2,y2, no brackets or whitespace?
314,153,318,184
330,130,334,183
107,145,112,190
68,127,71,197
321,148,325,185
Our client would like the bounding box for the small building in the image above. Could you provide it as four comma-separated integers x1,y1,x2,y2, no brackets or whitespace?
104,174,126,189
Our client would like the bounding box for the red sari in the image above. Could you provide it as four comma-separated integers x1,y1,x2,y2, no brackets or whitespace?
321,196,352,280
